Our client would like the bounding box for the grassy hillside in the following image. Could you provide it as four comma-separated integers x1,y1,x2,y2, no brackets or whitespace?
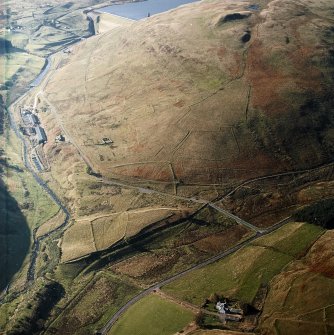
258,230,334,335
162,223,323,305
46,273,140,335
36,0,334,282
109,294,194,335
45,0,334,188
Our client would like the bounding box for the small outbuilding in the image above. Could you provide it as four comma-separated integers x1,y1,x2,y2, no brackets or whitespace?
55,134,65,142
101,137,113,144
216,301,243,322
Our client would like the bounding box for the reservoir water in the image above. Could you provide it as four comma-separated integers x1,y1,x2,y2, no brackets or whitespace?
30,57,51,87
98,0,199,20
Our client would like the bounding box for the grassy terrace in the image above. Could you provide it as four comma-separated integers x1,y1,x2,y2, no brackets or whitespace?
108,294,194,335
162,222,323,305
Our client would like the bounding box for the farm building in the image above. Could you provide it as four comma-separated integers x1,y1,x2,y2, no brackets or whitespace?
216,301,227,314
216,301,243,322
35,126,47,144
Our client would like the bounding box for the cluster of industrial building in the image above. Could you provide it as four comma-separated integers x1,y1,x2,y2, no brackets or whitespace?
20,106,48,172
20,107,47,144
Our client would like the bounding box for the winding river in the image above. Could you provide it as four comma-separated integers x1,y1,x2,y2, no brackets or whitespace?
1,10,98,294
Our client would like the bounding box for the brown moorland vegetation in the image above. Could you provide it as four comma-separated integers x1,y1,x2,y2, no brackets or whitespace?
3,0,334,333
45,0,334,189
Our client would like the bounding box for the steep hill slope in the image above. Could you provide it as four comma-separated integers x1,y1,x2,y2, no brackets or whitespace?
7,0,333,334
45,0,334,188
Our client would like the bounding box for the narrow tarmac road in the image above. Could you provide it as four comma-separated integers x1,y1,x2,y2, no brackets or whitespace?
99,216,291,334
